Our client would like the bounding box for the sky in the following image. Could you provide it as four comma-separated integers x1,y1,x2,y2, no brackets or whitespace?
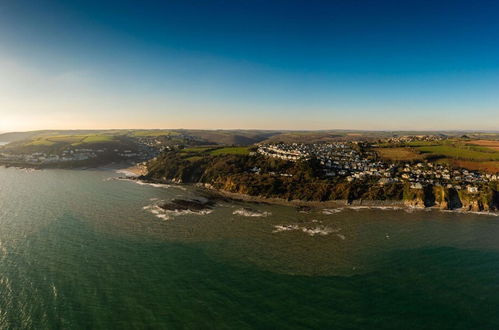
0,0,498,132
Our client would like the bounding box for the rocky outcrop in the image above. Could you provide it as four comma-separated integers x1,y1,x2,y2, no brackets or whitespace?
159,198,214,213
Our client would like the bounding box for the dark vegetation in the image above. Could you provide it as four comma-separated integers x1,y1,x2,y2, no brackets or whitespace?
147,149,407,202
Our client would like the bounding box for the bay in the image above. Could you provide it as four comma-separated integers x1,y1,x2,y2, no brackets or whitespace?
1,167,499,329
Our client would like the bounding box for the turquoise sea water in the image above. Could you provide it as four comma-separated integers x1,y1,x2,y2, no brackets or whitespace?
1,167,499,329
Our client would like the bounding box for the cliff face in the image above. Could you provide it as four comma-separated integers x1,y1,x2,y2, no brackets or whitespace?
432,186,497,212
211,176,498,212
403,185,436,208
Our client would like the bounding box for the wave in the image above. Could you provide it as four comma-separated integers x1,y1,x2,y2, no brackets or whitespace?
273,224,342,237
322,208,344,215
143,202,213,221
301,226,335,236
134,181,173,189
115,169,139,177
113,177,188,191
272,225,300,233
322,205,408,214
233,208,271,217
347,205,405,211
439,209,499,217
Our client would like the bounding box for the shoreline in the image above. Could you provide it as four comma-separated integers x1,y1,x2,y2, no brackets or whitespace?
199,184,407,208
0,161,146,173
198,185,499,215
128,179,498,215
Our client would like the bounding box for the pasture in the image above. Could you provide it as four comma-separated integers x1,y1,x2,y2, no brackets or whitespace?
182,146,250,156
26,134,117,147
468,140,499,152
130,130,181,137
417,144,499,161
375,147,423,161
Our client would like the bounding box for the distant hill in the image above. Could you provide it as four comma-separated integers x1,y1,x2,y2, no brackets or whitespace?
0,130,126,143
180,130,281,145
2,129,499,146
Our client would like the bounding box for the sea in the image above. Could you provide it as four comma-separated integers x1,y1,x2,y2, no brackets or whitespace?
1,166,499,329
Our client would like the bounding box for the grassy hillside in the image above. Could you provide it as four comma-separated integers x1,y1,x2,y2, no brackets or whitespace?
375,147,423,162
182,146,250,156
378,139,499,172
129,130,182,137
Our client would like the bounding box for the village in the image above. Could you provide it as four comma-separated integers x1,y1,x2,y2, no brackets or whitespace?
0,145,156,165
258,142,498,193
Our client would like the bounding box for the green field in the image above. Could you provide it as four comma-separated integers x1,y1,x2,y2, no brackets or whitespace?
181,146,250,156
181,146,216,153
78,135,114,144
24,134,116,148
380,139,499,162
375,147,423,161
209,147,250,155
28,139,57,146
417,144,499,161
130,130,181,137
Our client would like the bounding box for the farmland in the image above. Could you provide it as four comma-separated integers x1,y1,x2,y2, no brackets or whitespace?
25,134,116,147
417,144,499,161
182,146,250,156
468,140,499,152
209,147,250,155
376,139,499,173
129,130,181,137
374,147,423,161
450,160,499,174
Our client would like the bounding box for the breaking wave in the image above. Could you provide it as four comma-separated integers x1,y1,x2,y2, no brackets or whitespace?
322,208,344,215
143,202,213,221
273,224,343,237
233,208,271,217
440,209,499,217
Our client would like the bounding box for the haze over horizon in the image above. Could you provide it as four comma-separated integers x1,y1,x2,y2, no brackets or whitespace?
1,0,498,132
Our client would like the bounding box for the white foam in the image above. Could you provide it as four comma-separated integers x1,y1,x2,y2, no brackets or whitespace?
301,226,334,236
440,209,499,217
115,169,139,177
143,201,213,221
346,205,405,211
272,225,300,233
322,208,343,215
135,181,172,188
272,224,340,237
233,208,271,217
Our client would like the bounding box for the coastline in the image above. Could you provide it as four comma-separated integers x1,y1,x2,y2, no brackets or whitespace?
197,184,499,216
121,173,498,215
0,160,147,174
198,183,407,208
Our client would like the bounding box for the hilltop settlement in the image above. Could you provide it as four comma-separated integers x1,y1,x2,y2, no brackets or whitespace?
1,130,499,212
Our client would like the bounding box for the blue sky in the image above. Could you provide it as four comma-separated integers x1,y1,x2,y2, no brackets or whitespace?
0,0,498,131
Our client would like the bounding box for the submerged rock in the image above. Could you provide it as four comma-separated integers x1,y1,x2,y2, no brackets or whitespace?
296,205,312,213
159,198,215,213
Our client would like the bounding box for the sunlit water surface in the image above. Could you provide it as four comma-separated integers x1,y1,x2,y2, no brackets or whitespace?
1,167,499,329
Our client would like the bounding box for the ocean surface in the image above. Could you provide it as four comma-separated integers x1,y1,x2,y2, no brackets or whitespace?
1,167,499,329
